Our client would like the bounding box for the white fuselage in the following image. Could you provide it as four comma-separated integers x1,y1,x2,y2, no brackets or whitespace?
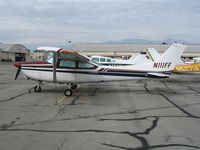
21,66,147,83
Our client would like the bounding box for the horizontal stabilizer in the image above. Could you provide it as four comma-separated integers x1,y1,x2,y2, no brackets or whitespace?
147,72,169,78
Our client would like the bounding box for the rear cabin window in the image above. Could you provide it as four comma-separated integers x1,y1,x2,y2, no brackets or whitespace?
100,58,106,62
91,58,99,63
111,59,116,63
59,60,76,68
78,61,96,69
107,59,111,62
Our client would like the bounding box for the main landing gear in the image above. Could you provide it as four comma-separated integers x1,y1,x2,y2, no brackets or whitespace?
33,82,78,96
64,89,73,96
64,83,78,96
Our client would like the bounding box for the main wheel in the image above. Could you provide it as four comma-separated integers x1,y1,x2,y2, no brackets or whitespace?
64,89,73,96
70,83,77,90
34,85,41,92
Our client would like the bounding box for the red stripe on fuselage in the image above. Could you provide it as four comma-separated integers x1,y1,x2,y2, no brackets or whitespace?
14,61,50,68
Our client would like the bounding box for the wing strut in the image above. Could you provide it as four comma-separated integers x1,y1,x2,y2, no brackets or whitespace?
53,52,57,83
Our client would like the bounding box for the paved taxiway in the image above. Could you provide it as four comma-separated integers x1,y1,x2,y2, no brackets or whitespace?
0,64,200,150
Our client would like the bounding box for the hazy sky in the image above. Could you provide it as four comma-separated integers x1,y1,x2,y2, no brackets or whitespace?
0,0,200,49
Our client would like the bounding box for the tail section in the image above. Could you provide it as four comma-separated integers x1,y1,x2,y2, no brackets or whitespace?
153,43,186,71
125,43,186,77
119,43,186,78
127,52,151,64
146,48,160,62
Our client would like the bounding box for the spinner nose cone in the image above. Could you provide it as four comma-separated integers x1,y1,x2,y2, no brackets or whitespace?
14,62,22,68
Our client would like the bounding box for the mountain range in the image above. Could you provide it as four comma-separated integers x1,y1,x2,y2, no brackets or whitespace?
104,38,191,44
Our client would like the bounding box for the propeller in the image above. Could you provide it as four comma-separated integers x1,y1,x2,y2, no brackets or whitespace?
15,67,21,80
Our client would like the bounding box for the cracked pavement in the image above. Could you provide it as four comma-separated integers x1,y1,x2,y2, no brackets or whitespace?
0,64,200,150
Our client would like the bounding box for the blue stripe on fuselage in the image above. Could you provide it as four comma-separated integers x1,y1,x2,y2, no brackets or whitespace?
22,67,147,77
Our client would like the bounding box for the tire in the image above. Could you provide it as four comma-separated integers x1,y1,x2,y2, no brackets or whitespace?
70,84,77,90
64,89,73,96
34,85,41,92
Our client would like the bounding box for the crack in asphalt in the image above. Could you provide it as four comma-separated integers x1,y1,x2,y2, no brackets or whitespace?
68,96,80,105
101,143,200,150
0,82,7,84
0,118,158,150
98,115,193,121
187,86,200,94
57,136,68,150
2,101,200,130
167,79,200,94
0,109,137,129
141,80,200,119
1,117,199,149
0,87,33,102
159,79,177,94
1,79,200,149
158,93,200,118
52,96,80,120
91,88,98,96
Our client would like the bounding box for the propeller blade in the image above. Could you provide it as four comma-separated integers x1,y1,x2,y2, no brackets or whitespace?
15,67,21,80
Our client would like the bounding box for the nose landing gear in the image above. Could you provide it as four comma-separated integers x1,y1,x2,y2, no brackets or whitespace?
34,81,42,93
34,85,41,92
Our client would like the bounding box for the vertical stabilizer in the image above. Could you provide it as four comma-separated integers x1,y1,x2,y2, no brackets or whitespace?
153,43,186,70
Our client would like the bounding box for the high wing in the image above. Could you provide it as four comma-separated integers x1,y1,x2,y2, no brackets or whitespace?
37,46,90,62
58,49,90,62
37,46,62,51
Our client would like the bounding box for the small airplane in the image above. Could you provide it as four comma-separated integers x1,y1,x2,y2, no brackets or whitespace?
90,52,151,66
146,46,200,74
193,57,200,63
14,43,186,96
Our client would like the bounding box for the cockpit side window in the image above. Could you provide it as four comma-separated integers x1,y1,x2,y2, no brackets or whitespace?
59,60,76,68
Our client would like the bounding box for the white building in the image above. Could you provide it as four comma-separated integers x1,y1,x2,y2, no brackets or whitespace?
0,44,30,62
74,43,200,58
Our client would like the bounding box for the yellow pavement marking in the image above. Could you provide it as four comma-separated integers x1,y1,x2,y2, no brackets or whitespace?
57,96,67,104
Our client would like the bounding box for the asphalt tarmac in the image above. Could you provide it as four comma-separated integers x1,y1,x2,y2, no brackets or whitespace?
0,63,200,150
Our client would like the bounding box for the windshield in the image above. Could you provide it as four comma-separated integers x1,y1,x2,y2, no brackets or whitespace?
45,52,54,64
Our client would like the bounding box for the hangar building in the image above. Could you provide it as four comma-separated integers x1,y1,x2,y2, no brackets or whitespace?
0,44,30,62
74,43,200,59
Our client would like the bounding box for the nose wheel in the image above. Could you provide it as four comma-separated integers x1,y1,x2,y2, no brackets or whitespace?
34,85,41,92
34,81,42,93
